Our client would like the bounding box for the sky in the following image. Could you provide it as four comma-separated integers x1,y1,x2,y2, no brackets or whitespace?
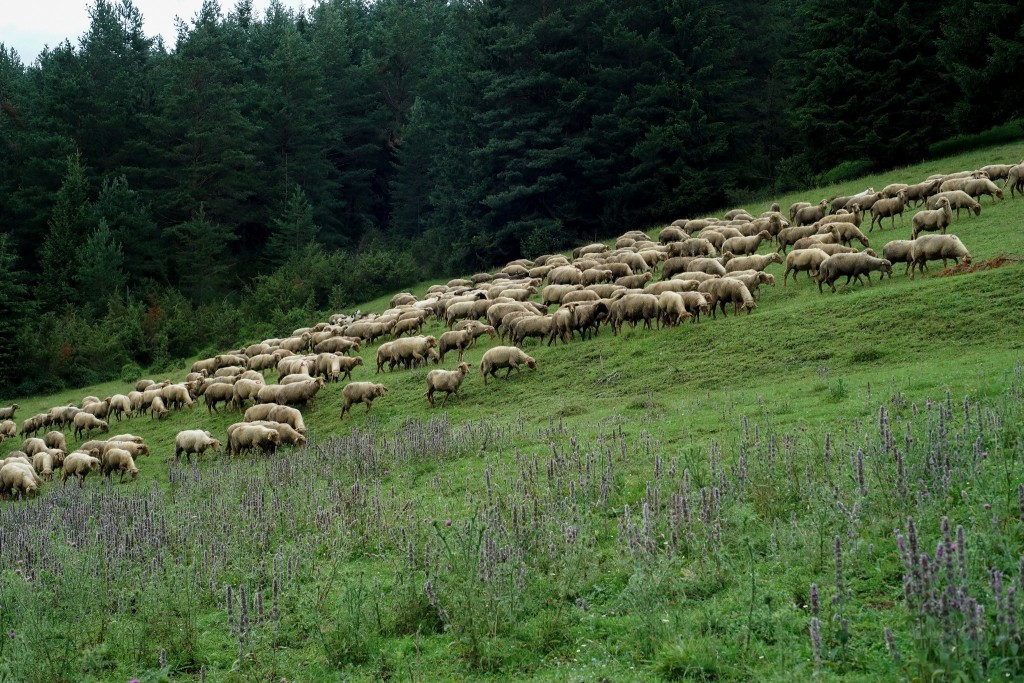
0,0,309,65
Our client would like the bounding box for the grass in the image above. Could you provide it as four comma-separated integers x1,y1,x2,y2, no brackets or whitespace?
1,141,1024,681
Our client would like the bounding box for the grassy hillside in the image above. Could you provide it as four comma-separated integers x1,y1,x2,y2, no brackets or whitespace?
1,142,1023,682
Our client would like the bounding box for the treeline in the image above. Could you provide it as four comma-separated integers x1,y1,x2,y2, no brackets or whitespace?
0,0,1022,394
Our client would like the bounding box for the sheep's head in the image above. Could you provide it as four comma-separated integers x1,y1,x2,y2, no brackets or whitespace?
995,189,1004,199
525,358,538,370
880,260,893,276
457,363,470,375
374,385,388,397
972,203,982,216
769,253,783,265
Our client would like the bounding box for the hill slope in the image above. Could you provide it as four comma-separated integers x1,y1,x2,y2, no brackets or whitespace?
1,143,1023,682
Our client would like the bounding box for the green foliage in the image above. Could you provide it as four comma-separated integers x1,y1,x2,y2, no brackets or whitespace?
39,151,95,309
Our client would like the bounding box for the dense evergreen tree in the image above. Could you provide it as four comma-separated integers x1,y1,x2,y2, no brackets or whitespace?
39,151,95,309
0,233,32,392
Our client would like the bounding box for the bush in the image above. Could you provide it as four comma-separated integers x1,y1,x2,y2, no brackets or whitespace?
818,159,875,186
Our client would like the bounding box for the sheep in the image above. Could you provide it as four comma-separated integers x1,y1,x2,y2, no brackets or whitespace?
228,424,282,456
73,412,108,439
911,197,953,239
174,430,222,463
382,336,439,371
659,226,687,244
794,200,830,226
547,266,584,286
21,413,49,437
676,291,711,322
390,292,418,307
816,253,894,292
191,358,220,375
336,355,364,381
881,183,909,198
670,237,718,258
0,420,16,439
1005,164,1024,198
792,231,839,251
830,188,874,213
509,315,557,347
979,164,1015,181
148,396,168,420
61,451,101,487
479,347,537,385
561,289,601,305
783,248,831,286
614,273,654,289
881,240,917,276
721,230,772,256
961,178,1003,205
870,190,908,231
258,378,325,409
0,462,40,498
818,205,864,229
926,190,981,219
909,235,972,278
101,448,139,483
821,222,868,248
214,365,245,379
607,293,660,334
574,243,609,257
776,224,821,253
244,404,307,434
487,302,547,330
108,394,133,421
313,336,361,355
698,279,756,317
725,270,775,299
541,284,584,306
662,257,727,279
815,243,866,256
343,321,390,344
438,330,474,362
424,363,472,408
723,253,782,273
0,404,19,420
903,179,943,207
50,405,81,429
562,301,609,340
160,384,193,411
340,382,388,418
657,291,694,327
202,382,236,415
230,420,306,448
789,202,811,221
231,378,266,410
280,373,315,385
32,451,56,481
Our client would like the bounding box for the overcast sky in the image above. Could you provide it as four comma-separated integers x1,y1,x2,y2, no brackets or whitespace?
1,0,309,65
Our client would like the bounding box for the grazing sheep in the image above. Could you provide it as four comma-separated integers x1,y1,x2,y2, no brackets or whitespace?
1,420,16,439
816,253,894,292
108,394,133,421
73,413,109,439
230,421,306,448
776,224,821,253
21,413,49,437
135,379,156,392
607,293,661,334
313,336,361,355
721,230,772,256
174,430,222,463
725,270,775,299
257,378,325,409
541,284,584,306
926,190,981,219
817,205,864,229
794,200,829,226
881,240,916,277
232,378,265,410
870,190,908,231
21,437,50,457
244,404,307,435
978,164,1015,181
909,235,972,278
826,222,870,248
509,315,557,347
663,257,727,278
565,301,609,340
203,383,236,414
614,273,654,289
658,226,687,244
228,424,282,456
657,291,694,327
698,279,756,317
438,330,474,363
911,197,953,239
1005,164,1024,198
479,347,537,385
903,179,943,207
0,404,19,420
792,231,839,251
340,382,388,418
723,253,782,273
0,462,40,498
961,178,1003,205
670,237,718,258
425,363,472,407
830,188,874,213
880,183,909,198
61,451,101,487
784,248,831,285
280,373,315,386
336,355,364,381
102,448,139,482
789,202,811,221
32,451,56,481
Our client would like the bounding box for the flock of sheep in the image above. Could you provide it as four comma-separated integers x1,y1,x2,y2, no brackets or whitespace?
0,156,1019,500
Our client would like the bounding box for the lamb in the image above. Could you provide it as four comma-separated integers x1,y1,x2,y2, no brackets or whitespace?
881,240,916,276
869,190,908,231
961,178,1003,205
909,235,972,278
108,394,133,421
203,382,236,414
101,448,139,483
0,462,40,498
228,424,282,456
698,278,756,317
340,382,389,418
926,191,981,219
723,253,782,273
61,451,101,487
73,412,109,439
816,253,894,292
244,404,306,434
721,230,772,256
479,346,537,385
911,197,953,239
174,430,222,463
425,363,472,407
783,248,831,285
0,404,19,420
794,200,830,226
